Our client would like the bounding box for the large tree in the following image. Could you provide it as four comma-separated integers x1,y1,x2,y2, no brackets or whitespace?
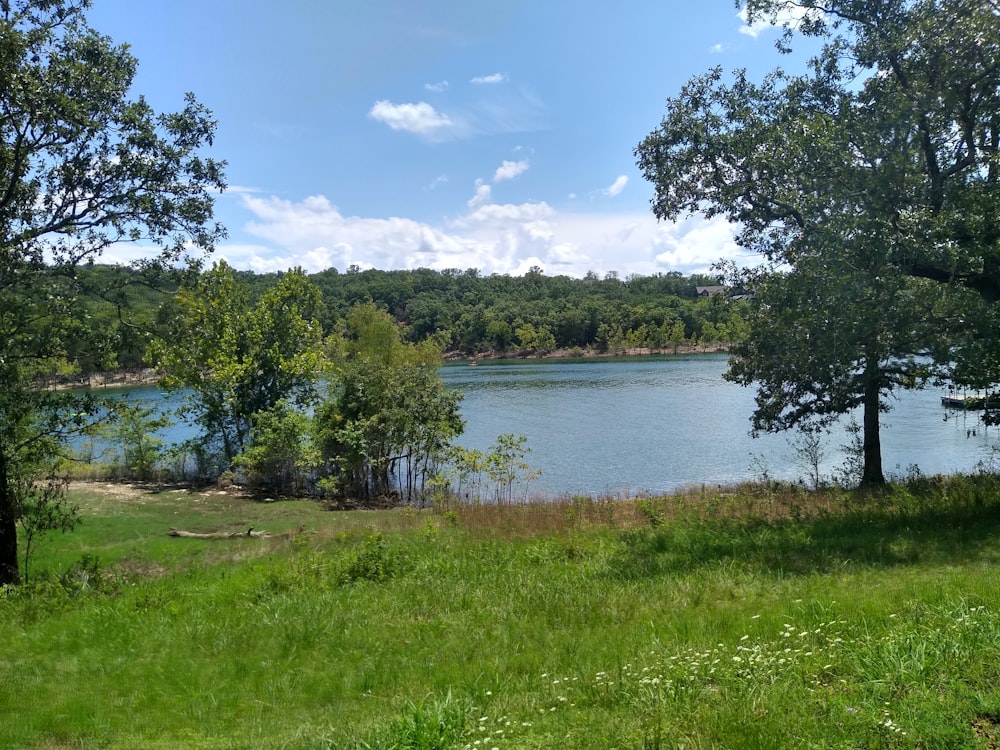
0,0,225,584
150,262,324,472
635,0,1000,485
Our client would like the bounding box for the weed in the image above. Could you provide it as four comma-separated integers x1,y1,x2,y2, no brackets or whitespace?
338,530,404,585
635,498,666,528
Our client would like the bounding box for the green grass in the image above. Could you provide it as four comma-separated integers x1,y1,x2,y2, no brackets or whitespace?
4,476,1000,748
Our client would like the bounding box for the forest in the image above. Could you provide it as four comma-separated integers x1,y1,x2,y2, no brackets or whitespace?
61,263,747,378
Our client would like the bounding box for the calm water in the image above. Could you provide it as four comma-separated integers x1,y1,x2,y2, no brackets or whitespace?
439,354,998,496
93,354,998,496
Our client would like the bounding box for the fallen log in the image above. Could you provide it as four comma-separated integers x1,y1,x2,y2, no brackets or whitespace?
168,527,271,539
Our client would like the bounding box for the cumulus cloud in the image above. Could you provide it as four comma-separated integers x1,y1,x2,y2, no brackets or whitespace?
459,200,554,226
651,215,744,269
137,191,750,280
471,72,508,85
737,3,822,37
368,99,458,138
424,80,449,92
494,159,529,182
603,175,628,197
467,181,492,208
239,194,482,272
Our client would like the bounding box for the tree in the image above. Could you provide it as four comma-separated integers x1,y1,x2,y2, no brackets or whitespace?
724,259,940,485
316,304,464,504
485,318,513,354
151,263,324,472
233,400,316,496
635,0,998,485
102,402,172,480
0,0,225,585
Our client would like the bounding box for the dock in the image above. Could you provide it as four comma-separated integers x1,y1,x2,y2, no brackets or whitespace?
941,393,1000,410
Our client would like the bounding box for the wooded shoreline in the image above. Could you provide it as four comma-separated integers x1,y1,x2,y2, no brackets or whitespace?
47,344,729,391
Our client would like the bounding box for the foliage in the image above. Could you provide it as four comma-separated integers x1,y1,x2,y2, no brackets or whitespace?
16,477,78,587
0,0,225,584
724,259,941,485
434,433,541,504
635,0,999,485
316,304,464,504
150,263,324,472
307,265,738,354
482,433,541,504
337,530,405,585
48,263,747,374
789,426,828,491
232,400,317,495
99,402,172,481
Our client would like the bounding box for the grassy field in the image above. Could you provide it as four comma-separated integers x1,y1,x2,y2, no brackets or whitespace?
4,477,1000,749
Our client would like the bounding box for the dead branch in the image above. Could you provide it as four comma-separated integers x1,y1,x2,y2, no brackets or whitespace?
168,526,270,539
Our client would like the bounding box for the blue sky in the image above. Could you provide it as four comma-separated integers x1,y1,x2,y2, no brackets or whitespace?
86,1,811,278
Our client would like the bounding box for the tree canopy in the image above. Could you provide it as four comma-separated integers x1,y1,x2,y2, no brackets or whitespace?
0,0,225,584
636,0,1000,485
150,262,324,470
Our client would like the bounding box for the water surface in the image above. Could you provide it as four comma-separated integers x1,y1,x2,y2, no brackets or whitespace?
440,354,997,496
88,354,998,497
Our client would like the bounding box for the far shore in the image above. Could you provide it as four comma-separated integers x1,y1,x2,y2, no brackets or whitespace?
42,344,731,391
444,343,729,362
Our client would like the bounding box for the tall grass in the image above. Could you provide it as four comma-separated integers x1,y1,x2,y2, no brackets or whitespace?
3,475,1000,748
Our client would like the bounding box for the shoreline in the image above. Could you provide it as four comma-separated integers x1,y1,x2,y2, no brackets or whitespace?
42,345,731,391
446,343,729,362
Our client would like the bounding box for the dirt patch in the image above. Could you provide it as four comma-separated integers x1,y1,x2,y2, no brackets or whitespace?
973,714,1000,749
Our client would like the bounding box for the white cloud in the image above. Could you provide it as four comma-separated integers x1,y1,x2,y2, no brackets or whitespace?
651,215,744,269
130,192,750,280
239,194,481,272
494,159,529,182
425,174,448,191
737,3,822,37
368,99,458,138
603,175,628,197
471,72,508,85
457,200,554,226
467,181,492,208
424,80,449,92
710,43,725,54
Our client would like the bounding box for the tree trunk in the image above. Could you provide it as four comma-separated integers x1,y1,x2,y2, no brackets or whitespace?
0,448,21,586
861,365,886,487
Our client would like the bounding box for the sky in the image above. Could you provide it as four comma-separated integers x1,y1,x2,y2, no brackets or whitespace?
84,1,813,279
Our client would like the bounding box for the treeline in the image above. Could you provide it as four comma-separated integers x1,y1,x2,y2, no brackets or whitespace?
55,263,748,504
60,264,749,381
82,264,543,506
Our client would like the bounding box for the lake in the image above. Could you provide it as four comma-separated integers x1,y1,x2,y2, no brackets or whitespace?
92,353,999,497
439,354,999,496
